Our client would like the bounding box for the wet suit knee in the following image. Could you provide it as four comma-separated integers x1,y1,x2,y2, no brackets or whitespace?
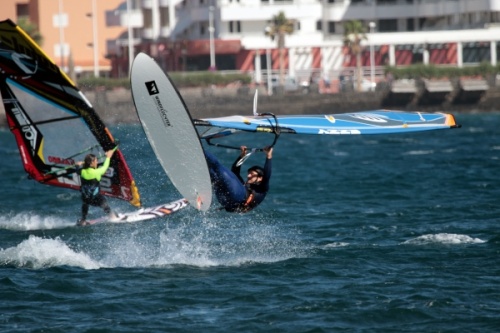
204,150,247,209
98,197,111,215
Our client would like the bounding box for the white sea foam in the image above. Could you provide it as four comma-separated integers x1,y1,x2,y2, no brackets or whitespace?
150,218,302,267
0,235,100,269
91,224,220,268
323,242,349,248
157,227,219,267
402,150,435,156
402,233,486,245
467,127,485,133
333,150,349,157
0,213,74,230
1,210,306,269
74,212,307,269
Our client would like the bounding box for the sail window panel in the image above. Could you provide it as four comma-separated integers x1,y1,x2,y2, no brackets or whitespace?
7,80,101,165
8,80,79,123
37,118,101,166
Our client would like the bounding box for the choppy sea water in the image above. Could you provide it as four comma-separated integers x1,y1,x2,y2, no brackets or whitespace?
0,112,499,332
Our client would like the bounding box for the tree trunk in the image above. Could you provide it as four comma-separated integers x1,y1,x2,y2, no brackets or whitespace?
356,52,362,92
278,32,285,87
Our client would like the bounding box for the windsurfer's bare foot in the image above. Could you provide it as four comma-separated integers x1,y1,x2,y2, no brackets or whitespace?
76,219,88,226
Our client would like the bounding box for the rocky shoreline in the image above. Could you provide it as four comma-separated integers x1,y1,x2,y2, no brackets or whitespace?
1,85,499,127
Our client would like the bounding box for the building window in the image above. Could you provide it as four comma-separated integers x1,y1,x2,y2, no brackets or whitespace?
491,11,500,23
419,18,427,29
463,42,490,64
316,21,322,31
407,18,414,31
229,21,241,33
160,7,169,27
16,4,29,17
328,21,335,33
143,9,152,29
379,19,397,32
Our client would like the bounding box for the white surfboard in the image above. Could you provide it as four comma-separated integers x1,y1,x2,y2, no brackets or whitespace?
86,198,189,225
130,53,212,211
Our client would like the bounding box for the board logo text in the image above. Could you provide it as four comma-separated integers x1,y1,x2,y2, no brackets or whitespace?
153,95,171,127
145,81,159,95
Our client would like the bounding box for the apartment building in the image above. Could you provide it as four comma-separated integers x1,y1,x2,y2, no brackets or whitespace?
1,0,126,76
3,0,500,82
105,0,500,83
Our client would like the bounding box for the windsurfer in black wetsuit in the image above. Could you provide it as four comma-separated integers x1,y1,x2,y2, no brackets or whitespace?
205,146,273,213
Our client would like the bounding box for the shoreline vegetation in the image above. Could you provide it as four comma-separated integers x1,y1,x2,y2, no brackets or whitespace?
74,62,500,92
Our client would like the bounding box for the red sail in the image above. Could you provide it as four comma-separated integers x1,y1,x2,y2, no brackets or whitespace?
0,19,141,207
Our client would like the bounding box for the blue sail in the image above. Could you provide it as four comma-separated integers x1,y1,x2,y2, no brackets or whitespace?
195,110,459,137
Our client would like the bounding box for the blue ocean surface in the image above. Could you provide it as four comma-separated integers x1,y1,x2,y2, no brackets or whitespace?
0,112,499,332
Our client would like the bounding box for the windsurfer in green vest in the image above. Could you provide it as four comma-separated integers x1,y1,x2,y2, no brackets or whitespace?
75,149,117,226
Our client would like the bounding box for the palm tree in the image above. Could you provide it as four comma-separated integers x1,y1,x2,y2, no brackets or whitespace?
264,11,295,89
343,20,366,92
17,17,43,46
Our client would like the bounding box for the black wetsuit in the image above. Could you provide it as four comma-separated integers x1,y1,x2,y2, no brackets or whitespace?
77,158,112,222
229,156,272,212
205,151,272,213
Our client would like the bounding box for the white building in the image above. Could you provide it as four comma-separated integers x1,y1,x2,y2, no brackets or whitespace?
106,0,500,84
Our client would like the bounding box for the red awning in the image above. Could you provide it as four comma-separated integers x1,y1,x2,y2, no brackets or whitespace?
186,39,241,56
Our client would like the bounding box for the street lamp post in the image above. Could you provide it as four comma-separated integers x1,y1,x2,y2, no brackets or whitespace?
91,0,99,77
58,0,65,69
266,48,272,96
369,21,376,90
126,0,134,73
209,6,216,70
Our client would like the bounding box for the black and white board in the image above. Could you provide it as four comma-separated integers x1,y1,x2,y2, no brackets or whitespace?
86,198,189,225
130,53,212,211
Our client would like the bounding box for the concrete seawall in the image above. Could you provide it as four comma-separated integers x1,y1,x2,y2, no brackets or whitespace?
1,84,499,127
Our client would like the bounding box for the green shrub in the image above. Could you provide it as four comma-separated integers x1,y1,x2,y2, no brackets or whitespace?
76,72,252,90
385,63,498,80
77,77,130,90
